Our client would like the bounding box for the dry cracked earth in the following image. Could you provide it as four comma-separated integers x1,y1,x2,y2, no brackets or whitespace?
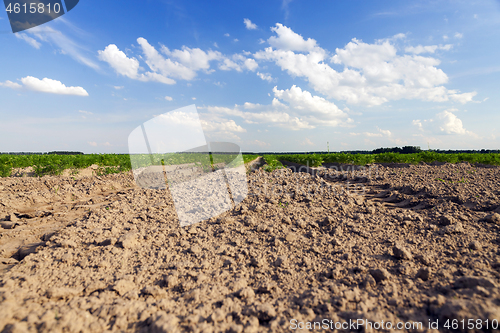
0,161,500,332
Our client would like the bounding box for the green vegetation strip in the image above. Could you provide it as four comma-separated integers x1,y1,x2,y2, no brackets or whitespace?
262,155,285,172
2,152,499,177
275,152,500,168
242,155,259,164
0,154,132,177
0,153,261,177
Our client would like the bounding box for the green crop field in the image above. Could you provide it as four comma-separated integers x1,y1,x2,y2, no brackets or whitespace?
0,154,132,177
0,153,261,177
1,152,498,177
271,152,500,169
242,155,259,164
262,155,285,172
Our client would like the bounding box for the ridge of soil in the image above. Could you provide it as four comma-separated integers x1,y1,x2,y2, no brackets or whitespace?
0,162,499,332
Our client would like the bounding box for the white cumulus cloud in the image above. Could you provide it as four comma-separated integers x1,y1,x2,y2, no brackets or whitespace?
448,90,477,104
413,109,475,136
219,54,258,72
98,44,141,79
436,110,468,134
405,44,453,54
98,43,175,84
200,119,246,133
268,23,319,52
412,119,423,131
257,72,273,82
19,76,88,96
160,42,222,75
244,18,258,30
0,80,22,89
100,38,259,84
255,25,476,106
200,85,351,131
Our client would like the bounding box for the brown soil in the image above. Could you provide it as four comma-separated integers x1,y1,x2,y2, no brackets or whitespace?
0,162,500,332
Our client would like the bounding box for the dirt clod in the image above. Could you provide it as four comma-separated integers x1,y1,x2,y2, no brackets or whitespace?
369,268,390,283
454,276,497,289
393,243,413,260
469,241,481,250
439,214,455,226
118,232,138,249
416,267,432,281
485,212,500,224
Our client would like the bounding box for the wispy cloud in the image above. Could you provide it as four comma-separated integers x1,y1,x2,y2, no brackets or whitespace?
282,0,293,19
405,44,453,54
15,33,41,49
252,139,270,147
350,127,392,138
301,138,314,146
26,25,100,70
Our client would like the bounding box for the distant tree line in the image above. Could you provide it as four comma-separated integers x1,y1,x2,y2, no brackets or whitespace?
0,151,84,155
247,146,500,155
371,146,422,154
2,148,500,156
370,147,500,154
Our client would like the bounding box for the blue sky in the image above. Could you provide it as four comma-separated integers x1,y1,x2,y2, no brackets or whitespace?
1,0,500,153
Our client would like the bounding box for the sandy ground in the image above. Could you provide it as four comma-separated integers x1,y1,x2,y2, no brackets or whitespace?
0,161,500,332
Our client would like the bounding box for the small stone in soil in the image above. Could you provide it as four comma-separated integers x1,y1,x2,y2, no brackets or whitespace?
469,241,481,250
393,244,413,260
485,213,500,224
369,268,390,283
439,214,455,226
415,267,432,281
